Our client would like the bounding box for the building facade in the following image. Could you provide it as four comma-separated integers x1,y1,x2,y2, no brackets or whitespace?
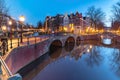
45,12,90,34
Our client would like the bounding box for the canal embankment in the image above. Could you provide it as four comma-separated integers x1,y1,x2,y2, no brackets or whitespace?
4,34,100,75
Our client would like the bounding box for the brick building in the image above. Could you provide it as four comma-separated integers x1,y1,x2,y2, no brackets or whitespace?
45,12,90,34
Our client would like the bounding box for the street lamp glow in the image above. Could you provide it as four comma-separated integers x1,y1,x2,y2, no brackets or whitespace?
1,25,7,32
8,20,12,25
19,15,25,43
19,15,25,22
90,45,92,49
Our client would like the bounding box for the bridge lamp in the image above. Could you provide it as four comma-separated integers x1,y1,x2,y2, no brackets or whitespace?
1,25,7,32
1,25,8,38
19,15,25,43
8,20,13,48
19,15,25,22
8,20,12,25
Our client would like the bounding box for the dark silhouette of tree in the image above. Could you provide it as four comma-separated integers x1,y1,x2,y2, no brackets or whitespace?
112,1,120,21
110,49,120,77
97,21,105,30
0,0,9,27
85,46,103,67
37,20,43,29
86,6,105,30
0,0,8,14
111,20,120,30
25,23,31,29
111,1,120,30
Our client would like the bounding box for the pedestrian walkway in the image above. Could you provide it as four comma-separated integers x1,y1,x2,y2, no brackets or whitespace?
0,36,49,80
3,36,49,60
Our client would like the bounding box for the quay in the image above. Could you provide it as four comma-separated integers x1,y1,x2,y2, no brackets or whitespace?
0,32,120,80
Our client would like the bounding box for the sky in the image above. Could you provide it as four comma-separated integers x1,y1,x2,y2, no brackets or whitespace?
6,0,119,27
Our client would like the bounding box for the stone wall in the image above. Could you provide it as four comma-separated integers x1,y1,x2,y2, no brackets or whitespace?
5,40,49,74
80,35,99,41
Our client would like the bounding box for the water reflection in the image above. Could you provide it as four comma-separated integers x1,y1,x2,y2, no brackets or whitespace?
76,37,81,46
49,47,62,59
22,41,120,80
71,45,87,61
85,46,103,67
33,32,39,36
110,49,120,77
65,42,75,52
102,38,112,45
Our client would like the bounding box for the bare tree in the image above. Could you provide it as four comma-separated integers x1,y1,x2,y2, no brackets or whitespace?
0,0,9,27
112,1,120,21
0,0,8,14
111,1,120,29
37,20,43,29
86,6,105,30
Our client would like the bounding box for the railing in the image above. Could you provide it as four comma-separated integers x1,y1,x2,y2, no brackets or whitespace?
0,56,12,79
0,35,49,56
0,33,77,56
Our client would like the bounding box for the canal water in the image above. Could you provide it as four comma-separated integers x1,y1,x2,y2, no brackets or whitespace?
21,39,120,80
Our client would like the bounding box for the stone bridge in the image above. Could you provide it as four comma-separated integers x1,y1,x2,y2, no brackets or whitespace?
47,34,100,50
4,34,100,75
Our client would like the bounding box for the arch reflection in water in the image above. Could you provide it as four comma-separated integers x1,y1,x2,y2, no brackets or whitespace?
76,37,81,46
49,40,62,59
65,37,75,52
102,38,112,45
49,48,62,59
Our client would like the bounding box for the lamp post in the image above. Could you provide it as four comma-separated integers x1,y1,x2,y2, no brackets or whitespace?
19,15,25,43
8,20,12,48
1,25,8,55
1,25,7,33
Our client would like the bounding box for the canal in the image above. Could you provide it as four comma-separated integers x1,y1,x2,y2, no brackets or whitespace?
19,39,120,80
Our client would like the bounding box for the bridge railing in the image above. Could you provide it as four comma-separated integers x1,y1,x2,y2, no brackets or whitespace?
0,56,12,79
0,55,22,80
0,36,49,56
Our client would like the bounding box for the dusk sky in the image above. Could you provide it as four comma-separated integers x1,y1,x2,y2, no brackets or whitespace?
6,0,119,26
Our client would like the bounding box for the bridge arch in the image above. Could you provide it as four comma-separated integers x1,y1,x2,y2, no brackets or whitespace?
49,40,62,50
49,40,62,55
64,36,75,52
65,36,75,44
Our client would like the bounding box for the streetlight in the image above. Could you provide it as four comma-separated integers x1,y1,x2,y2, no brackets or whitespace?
8,20,13,48
1,25,8,54
19,15,25,43
19,15,25,22
8,20,12,25
1,25,7,32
